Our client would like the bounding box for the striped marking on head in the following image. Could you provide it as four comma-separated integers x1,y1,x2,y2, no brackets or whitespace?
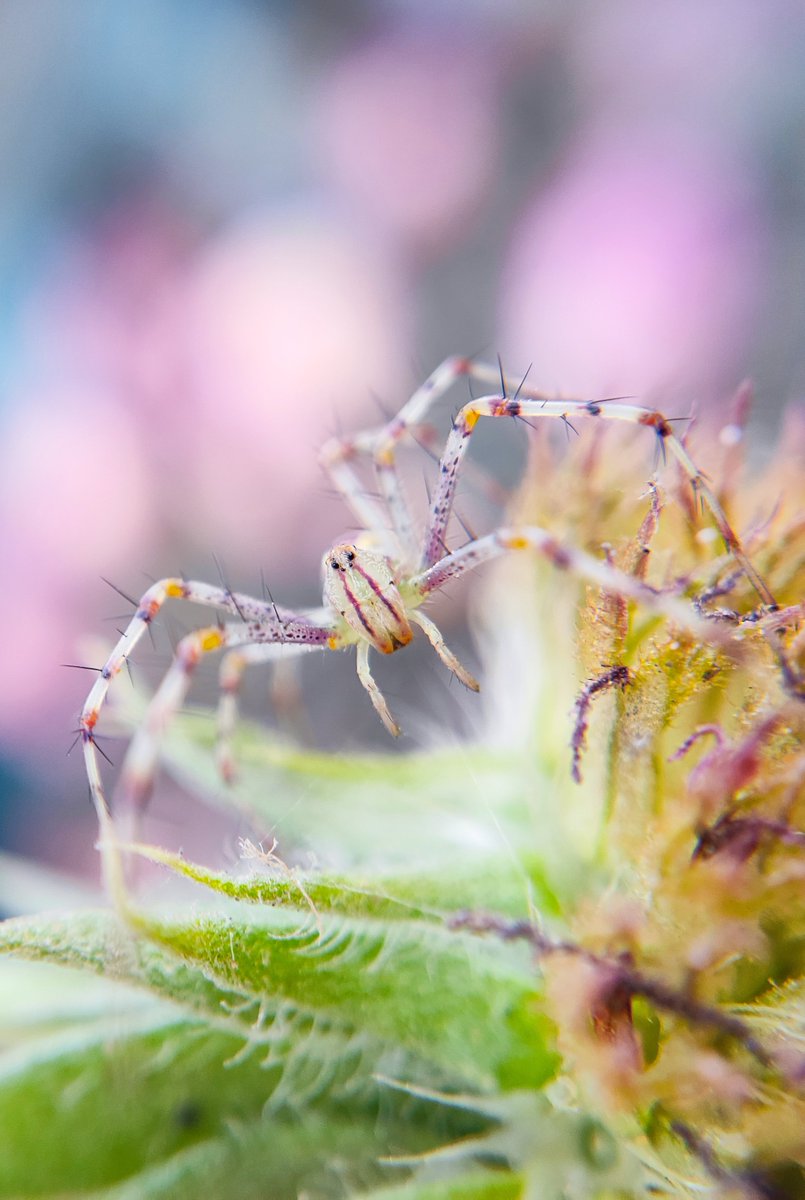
323,544,412,654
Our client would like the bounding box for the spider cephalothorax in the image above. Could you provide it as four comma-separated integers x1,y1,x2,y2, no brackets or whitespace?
323,544,413,655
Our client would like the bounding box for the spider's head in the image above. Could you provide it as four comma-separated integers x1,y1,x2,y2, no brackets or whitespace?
325,544,361,575
323,543,413,655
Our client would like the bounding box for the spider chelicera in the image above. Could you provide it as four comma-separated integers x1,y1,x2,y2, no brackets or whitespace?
79,356,774,845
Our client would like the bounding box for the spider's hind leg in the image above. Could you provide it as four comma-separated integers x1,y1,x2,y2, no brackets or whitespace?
216,642,322,783
116,624,236,816
117,618,333,815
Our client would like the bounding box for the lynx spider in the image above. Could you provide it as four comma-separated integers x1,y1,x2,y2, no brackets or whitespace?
80,356,775,857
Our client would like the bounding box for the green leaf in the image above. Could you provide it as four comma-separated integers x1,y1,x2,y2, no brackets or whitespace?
0,907,558,1094
355,1172,525,1200
163,710,537,861
122,840,562,922
90,1111,458,1200
0,989,480,1198
146,908,557,1091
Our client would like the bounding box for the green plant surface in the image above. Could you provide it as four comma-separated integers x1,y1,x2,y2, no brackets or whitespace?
0,999,481,1198
0,902,555,1197
115,818,564,922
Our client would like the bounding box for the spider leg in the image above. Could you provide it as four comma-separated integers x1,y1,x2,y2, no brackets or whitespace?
79,578,333,881
356,641,401,737
320,356,473,563
419,375,775,608
216,642,322,783
116,623,238,814
116,613,334,815
319,435,390,546
412,525,730,643
408,609,479,691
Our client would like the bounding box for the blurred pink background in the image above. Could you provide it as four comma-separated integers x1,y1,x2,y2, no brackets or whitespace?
1,1,804,870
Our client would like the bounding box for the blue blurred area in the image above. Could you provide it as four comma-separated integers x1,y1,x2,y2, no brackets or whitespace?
0,0,303,394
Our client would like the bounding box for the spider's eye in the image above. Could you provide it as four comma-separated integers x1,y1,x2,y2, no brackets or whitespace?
346,550,356,562
330,560,340,570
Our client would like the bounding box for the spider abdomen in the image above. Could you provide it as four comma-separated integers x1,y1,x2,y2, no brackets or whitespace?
323,544,413,655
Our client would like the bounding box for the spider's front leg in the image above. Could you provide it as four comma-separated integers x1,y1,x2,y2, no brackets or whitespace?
79,578,333,839
81,580,265,824
420,364,776,609
412,525,730,642
352,615,479,738
79,578,316,902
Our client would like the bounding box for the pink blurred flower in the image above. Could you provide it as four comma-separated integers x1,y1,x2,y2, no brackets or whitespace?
0,386,153,733
315,33,500,249
183,211,409,561
499,136,767,401
0,387,152,581
571,0,787,125
21,198,194,416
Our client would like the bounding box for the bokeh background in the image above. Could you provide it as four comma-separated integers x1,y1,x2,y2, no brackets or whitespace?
2,0,805,875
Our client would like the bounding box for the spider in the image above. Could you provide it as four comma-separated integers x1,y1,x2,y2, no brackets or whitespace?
79,356,775,839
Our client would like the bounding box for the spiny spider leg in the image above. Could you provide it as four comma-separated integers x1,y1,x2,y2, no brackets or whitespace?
356,640,400,736
421,362,775,607
412,525,729,641
79,578,333,826
116,620,329,812
408,609,480,692
322,355,772,605
319,357,470,563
